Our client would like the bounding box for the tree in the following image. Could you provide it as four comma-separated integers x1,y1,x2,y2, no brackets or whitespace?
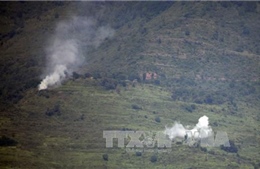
72,72,81,79
155,117,161,123
84,72,92,78
132,104,142,110
220,140,238,153
150,155,157,163
135,152,142,156
0,136,18,146
102,154,108,161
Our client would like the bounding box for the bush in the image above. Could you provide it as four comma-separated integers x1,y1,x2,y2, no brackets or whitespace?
220,140,238,153
84,73,92,78
204,95,213,104
200,147,207,152
45,103,61,116
72,72,81,79
155,117,161,123
154,80,160,85
0,136,18,146
184,104,196,113
112,72,127,81
135,152,142,156
132,104,142,110
102,154,108,161
150,155,157,163
101,78,117,90
92,72,101,79
128,73,141,81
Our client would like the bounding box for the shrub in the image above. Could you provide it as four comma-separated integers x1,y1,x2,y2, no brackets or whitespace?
92,72,101,79
132,104,142,110
102,154,108,161
200,147,207,152
135,152,142,156
154,80,160,85
84,72,92,78
204,95,213,104
155,117,161,123
184,104,196,113
128,73,140,81
220,140,238,153
101,78,117,90
0,136,18,146
142,73,146,81
72,72,81,79
150,155,157,163
45,103,61,116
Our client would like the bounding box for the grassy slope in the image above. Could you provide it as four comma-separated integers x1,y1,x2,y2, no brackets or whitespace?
1,79,259,168
0,2,259,169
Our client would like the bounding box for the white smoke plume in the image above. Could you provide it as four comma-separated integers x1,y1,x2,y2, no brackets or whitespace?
164,115,212,141
38,17,114,90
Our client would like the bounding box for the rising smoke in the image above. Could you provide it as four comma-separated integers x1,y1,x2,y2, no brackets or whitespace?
38,17,114,90
164,115,213,141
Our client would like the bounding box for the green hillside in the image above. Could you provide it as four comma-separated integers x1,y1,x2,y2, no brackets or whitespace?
0,2,259,168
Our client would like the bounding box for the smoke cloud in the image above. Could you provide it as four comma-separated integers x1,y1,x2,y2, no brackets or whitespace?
38,17,114,90
164,115,212,141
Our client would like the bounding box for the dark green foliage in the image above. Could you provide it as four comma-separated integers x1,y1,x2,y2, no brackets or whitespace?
45,103,61,116
170,78,260,106
0,136,18,147
220,140,238,153
184,104,196,113
38,90,50,98
112,72,127,81
101,78,117,90
132,104,142,110
84,72,92,78
150,155,157,163
155,116,161,123
102,154,108,161
128,73,141,82
92,72,102,79
135,152,142,156
200,147,207,152
72,72,81,79
154,80,160,85
142,73,146,81
204,95,213,104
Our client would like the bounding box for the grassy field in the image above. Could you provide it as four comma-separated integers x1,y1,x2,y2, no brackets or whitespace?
0,79,259,168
